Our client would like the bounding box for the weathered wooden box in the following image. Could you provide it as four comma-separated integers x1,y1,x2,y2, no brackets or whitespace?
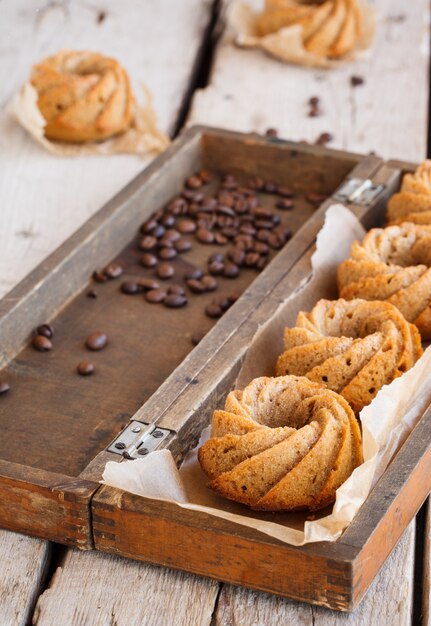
0,127,429,612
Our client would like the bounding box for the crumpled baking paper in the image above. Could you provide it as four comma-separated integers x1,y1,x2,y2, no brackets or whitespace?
9,82,169,157
228,1,376,69
102,204,431,546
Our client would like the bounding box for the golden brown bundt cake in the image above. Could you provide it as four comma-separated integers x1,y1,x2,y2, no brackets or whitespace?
337,223,431,339
30,50,134,142
255,0,363,59
275,299,422,413
387,161,431,225
198,375,362,511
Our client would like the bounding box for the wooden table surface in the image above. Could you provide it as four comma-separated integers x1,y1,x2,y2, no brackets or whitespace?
0,1,430,624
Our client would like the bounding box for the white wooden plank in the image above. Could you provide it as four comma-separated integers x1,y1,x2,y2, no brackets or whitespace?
189,0,429,163
0,0,212,298
33,549,219,626
0,530,50,626
213,523,415,625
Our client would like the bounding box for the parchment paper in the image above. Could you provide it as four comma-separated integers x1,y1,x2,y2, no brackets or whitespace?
9,82,169,158
228,1,376,69
102,205,431,546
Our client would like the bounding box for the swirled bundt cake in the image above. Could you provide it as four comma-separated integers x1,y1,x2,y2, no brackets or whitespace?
275,299,422,413
337,223,431,339
198,376,362,511
387,161,431,225
255,0,364,60
30,50,134,142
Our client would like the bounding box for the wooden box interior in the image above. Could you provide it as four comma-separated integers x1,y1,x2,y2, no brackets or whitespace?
0,129,364,481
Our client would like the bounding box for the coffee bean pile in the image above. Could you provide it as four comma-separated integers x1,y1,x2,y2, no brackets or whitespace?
0,167,325,397
126,169,295,315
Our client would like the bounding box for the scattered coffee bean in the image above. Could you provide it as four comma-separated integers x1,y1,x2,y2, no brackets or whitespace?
0,381,10,395
309,96,320,106
277,186,294,198
306,192,327,206
159,247,177,260
315,132,333,146
161,214,175,227
140,218,158,234
156,263,175,279
223,263,240,278
228,290,241,304
187,279,206,294
104,263,123,279
86,331,108,351
140,253,158,268
77,360,95,376
174,238,192,253
268,233,285,250
185,267,203,281
164,229,181,243
201,275,218,291
121,282,143,295
214,233,228,245
198,169,212,184
209,252,224,264
208,261,225,276
164,294,188,308
177,219,196,234
308,96,323,117
215,296,232,311
139,235,157,251
140,278,160,290
185,175,203,189
32,335,52,352
256,229,271,242
153,224,166,238
196,228,215,244
92,269,107,283
191,331,206,346
168,284,185,296
254,241,270,255
276,198,294,210
350,75,365,87
263,182,277,194
87,289,98,299
245,252,260,267
37,323,54,338
265,127,278,137
145,288,167,303
205,303,223,319
228,247,245,266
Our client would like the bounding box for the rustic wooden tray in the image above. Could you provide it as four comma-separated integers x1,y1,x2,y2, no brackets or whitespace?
1,127,426,612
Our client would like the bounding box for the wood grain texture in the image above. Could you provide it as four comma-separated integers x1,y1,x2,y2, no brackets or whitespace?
212,524,414,626
189,0,429,163
33,548,219,626
0,0,213,298
0,531,50,626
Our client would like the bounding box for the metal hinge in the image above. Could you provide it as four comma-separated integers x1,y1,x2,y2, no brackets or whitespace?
333,178,385,206
107,421,173,459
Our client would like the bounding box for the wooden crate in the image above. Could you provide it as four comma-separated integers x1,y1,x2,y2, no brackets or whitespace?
1,127,424,612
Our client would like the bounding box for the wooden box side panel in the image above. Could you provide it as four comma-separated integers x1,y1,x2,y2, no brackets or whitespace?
0,460,97,549
344,408,431,606
92,486,357,611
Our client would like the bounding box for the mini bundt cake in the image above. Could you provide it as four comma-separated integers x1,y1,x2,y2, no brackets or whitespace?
275,299,422,413
255,0,364,59
198,375,362,511
30,50,134,143
337,223,431,339
387,160,431,225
